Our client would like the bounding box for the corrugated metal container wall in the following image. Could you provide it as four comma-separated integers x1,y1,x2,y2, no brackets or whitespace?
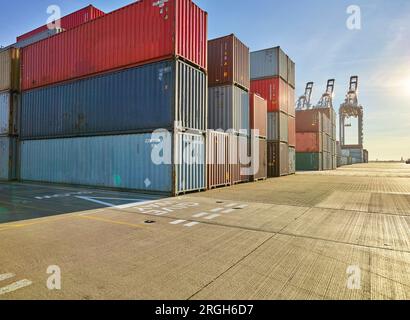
287,85,295,117
208,34,250,90
267,112,279,141
280,143,289,176
296,109,322,133
0,136,17,180
0,92,19,135
231,134,250,184
21,60,207,139
288,116,296,147
289,147,296,174
287,58,296,89
250,93,267,138
20,132,205,195
296,153,322,171
322,152,332,170
267,141,279,177
296,132,321,153
250,47,288,81
208,85,249,135
14,28,64,48
0,48,20,92
279,112,288,143
22,0,208,91
207,130,231,188
252,138,267,181
175,131,206,193
17,5,105,42
250,77,288,113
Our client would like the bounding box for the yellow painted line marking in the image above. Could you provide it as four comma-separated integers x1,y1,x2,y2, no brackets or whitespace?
78,215,147,229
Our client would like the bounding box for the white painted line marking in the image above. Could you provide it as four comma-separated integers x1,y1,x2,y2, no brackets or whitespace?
192,212,209,218
0,279,33,296
236,205,249,209
210,208,223,213
0,273,15,281
184,222,200,227
170,220,186,225
225,203,239,207
222,209,235,214
204,214,221,220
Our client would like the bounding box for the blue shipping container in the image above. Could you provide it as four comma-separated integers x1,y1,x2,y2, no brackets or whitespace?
20,132,205,195
21,59,207,139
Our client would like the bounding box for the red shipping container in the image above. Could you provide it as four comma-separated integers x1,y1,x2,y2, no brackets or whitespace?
22,0,208,91
288,116,296,147
296,109,323,133
17,5,105,42
296,132,322,153
208,34,250,90
249,93,267,138
250,77,288,113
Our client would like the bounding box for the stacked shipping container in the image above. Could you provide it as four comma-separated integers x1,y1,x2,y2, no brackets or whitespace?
207,34,252,188
250,47,296,177
19,0,208,195
295,108,336,171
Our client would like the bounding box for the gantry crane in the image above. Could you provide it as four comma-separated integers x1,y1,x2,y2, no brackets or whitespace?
339,76,364,147
316,79,335,109
296,82,314,110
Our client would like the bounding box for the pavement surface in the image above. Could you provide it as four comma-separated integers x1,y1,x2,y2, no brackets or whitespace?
0,163,409,300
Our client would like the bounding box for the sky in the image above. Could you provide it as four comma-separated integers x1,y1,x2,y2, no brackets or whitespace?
0,0,409,160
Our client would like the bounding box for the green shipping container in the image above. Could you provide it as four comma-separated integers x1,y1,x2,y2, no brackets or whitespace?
296,152,322,171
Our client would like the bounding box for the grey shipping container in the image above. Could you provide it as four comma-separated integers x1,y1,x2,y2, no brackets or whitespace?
208,85,249,135
267,112,288,142
21,59,207,139
322,151,332,170
14,28,64,48
289,147,296,174
250,47,289,81
0,91,19,135
252,138,267,181
20,131,206,195
0,136,17,180
287,58,296,89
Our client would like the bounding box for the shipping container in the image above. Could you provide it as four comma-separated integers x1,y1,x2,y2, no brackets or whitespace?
266,112,288,142
0,136,17,180
14,28,64,48
0,91,19,135
267,141,289,177
249,93,267,138
322,151,332,170
252,138,267,181
208,34,250,90
296,153,322,171
232,134,251,184
288,116,296,147
251,77,288,113
296,132,322,153
287,58,296,89
250,47,288,81
363,149,369,163
287,85,295,117
21,59,207,139
20,131,205,195
0,48,20,92
208,85,249,135
296,109,323,133
289,147,296,174
22,0,208,91
17,5,105,42
206,130,231,189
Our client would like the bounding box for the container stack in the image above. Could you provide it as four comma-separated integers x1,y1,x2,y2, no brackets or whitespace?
19,0,208,196
250,47,296,177
207,34,251,188
0,47,19,180
319,107,337,170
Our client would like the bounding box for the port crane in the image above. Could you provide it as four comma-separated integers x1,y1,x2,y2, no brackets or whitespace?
339,76,364,147
316,79,335,109
296,82,314,110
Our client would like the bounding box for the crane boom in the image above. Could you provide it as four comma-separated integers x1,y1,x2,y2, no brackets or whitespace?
296,82,314,110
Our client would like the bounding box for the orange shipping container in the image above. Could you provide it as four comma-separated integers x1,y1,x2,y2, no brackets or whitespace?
249,93,267,138
296,132,322,153
250,77,288,113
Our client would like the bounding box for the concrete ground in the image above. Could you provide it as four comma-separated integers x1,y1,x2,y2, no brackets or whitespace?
0,163,409,300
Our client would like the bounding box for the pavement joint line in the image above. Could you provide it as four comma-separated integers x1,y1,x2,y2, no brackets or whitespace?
188,233,277,300
78,215,147,229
